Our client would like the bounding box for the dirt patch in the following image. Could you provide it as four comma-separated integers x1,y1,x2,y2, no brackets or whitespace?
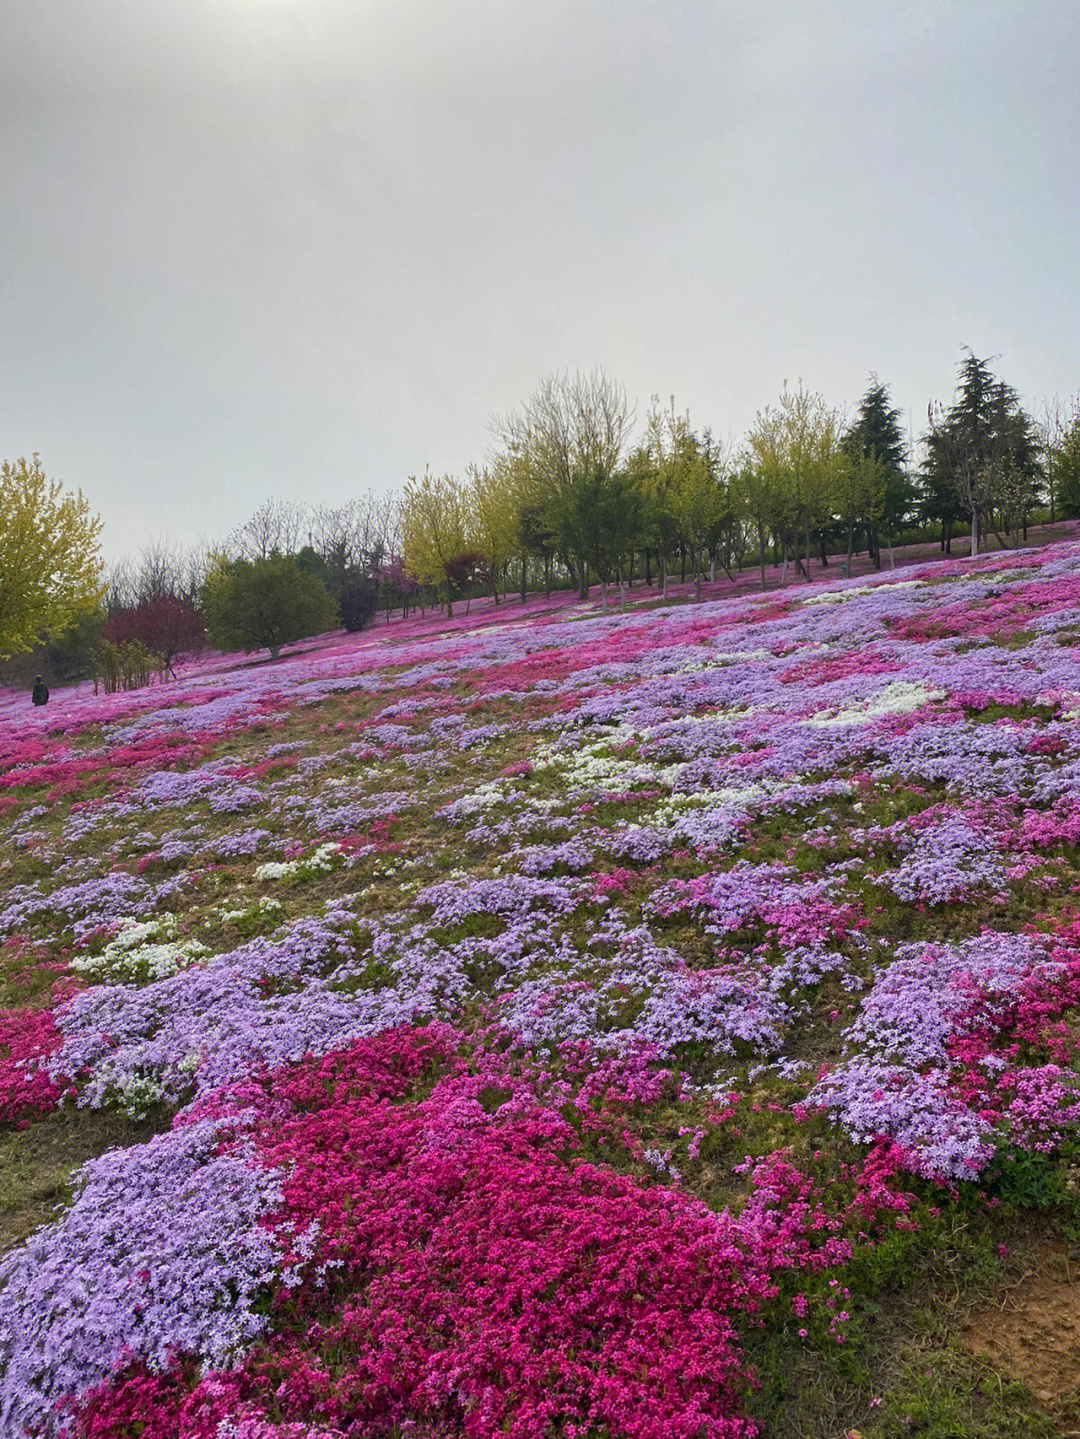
962,1241,1080,1419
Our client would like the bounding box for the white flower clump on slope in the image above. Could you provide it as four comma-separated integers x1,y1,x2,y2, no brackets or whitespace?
71,913,210,982
807,680,943,729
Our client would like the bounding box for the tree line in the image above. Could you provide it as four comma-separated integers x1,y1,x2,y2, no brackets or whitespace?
401,353,1079,617
3,348,1080,684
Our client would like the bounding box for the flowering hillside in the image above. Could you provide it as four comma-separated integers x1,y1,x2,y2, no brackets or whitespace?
3,542,1080,1437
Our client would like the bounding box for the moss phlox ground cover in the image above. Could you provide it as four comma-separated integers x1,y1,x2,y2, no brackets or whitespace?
3,544,1080,1433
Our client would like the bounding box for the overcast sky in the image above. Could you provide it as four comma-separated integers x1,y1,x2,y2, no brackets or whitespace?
3,0,1078,561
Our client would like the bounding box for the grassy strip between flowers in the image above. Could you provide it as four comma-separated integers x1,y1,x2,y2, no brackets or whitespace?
3,541,1080,1435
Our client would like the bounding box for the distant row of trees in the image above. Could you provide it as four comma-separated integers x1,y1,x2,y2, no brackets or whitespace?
4,350,1080,684
398,355,1080,616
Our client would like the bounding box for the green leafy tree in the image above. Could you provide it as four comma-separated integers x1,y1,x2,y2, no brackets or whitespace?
494,370,632,599
989,394,1042,545
400,470,469,616
925,350,1038,555
338,579,378,632
880,466,916,565
744,386,840,583
201,554,337,660
465,463,517,604
549,468,641,613
1054,401,1080,518
669,438,725,598
48,606,107,681
840,377,908,567
0,454,105,660
636,396,704,596
731,461,782,591
516,497,557,599
1033,395,1080,527
701,429,744,583
832,449,886,568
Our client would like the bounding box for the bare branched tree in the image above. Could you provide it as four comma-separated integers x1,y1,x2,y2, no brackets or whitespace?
134,538,189,603
229,499,307,561
493,369,633,496
105,556,137,615
183,540,217,602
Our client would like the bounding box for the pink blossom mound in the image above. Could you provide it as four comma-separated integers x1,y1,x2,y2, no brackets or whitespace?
71,1026,858,1439
0,1007,64,1125
7,534,1080,1433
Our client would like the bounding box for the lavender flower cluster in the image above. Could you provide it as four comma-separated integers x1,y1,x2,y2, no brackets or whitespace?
0,1118,311,1437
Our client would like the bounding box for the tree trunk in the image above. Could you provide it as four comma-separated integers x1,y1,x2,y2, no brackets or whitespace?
970,509,979,557
544,554,551,599
269,644,281,660
758,525,767,592
521,554,527,603
989,513,1013,550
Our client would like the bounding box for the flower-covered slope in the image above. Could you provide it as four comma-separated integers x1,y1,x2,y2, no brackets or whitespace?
3,543,1080,1435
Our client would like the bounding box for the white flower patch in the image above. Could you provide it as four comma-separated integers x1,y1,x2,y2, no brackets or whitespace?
666,658,761,677
806,680,943,729
706,648,772,664
253,862,299,882
801,578,927,606
438,779,512,818
254,842,342,883
532,725,654,796
71,913,210,983
642,708,747,737
975,569,1027,585
114,1073,169,1117
218,897,283,924
653,779,781,829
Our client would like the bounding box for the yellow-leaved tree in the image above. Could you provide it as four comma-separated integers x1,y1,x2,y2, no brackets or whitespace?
744,386,841,584
0,455,106,660
401,470,469,616
465,463,517,604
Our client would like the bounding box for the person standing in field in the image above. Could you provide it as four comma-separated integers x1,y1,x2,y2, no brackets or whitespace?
31,675,49,706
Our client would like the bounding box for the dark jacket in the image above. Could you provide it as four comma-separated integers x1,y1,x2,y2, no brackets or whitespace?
31,679,49,706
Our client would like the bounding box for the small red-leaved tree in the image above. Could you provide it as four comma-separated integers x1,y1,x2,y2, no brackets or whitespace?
102,596,205,679
377,559,418,621
443,551,489,615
